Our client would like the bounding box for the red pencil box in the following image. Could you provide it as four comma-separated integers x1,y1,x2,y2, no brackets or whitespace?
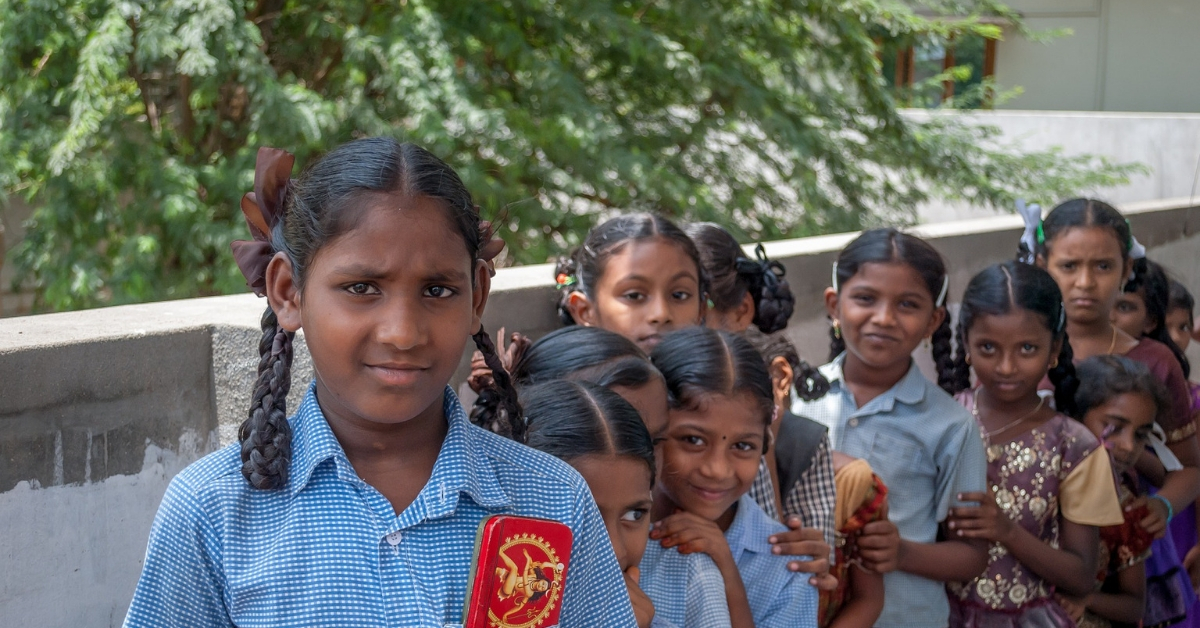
463,515,574,628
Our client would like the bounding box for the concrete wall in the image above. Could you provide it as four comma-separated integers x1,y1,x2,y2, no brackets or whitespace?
994,0,1200,113
0,197,1198,625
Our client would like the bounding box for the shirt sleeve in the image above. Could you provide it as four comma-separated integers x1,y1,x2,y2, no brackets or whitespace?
754,569,819,628
933,415,988,522
559,486,639,628
684,554,733,628
783,437,837,557
122,475,231,628
1060,447,1124,526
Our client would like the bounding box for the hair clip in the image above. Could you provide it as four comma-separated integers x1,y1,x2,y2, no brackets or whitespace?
936,275,949,308
707,297,716,310
831,260,839,292
1129,235,1146,261
1057,304,1066,332
555,273,577,290
1124,218,1136,252
1016,199,1043,264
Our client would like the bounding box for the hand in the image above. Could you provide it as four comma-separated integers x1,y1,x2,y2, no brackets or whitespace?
768,516,836,591
467,351,493,393
1132,496,1168,539
1184,545,1200,593
857,500,900,574
466,328,530,393
650,512,735,565
624,566,655,628
947,490,1015,544
1055,593,1089,623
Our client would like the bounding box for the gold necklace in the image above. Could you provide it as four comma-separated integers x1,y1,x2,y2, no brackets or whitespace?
1106,325,1118,355
971,391,1047,441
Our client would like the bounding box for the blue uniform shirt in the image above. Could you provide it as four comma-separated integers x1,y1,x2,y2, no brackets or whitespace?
793,355,988,628
725,494,818,628
123,384,638,628
639,540,731,628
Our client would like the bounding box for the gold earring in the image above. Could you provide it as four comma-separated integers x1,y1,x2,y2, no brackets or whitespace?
1050,358,1059,368
832,320,842,339
965,353,972,366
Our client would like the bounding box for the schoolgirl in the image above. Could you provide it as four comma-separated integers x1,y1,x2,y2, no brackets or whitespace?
793,227,989,628
122,139,636,627
944,261,1124,626
650,327,819,628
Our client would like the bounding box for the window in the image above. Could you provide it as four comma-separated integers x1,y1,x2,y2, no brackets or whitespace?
880,34,997,108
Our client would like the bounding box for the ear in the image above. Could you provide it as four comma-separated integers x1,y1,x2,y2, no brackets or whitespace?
769,356,794,402
265,252,303,332
823,287,839,322
471,259,492,333
1122,257,1134,287
1049,337,1063,364
925,305,947,339
566,291,598,327
1035,253,1047,269
730,292,756,331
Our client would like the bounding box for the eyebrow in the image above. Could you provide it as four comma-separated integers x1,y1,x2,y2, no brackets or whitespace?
328,264,470,283
618,272,697,284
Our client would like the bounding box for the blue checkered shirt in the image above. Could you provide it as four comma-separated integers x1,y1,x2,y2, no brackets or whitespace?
639,540,731,628
792,355,987,628
726,494,818,628
123,384,637,628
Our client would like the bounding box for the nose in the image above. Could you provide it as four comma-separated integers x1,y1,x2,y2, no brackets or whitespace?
1075,266,1097,290
872,302,898,327
376,295,426,350
698,449,730,481
996,351,1018,377
646,294,672,327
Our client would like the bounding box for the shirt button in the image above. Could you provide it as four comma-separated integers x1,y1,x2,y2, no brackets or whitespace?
385,531,403,546
848,418,859,428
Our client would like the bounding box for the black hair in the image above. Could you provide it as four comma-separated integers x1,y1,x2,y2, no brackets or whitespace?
685,223,795,333
947,261,1079,414
650,327,774,450
828,228,955,391
521,380,656,487
1124,258,1190,378
1034,198,1132,262
1169,279,1195,328
240,137,521,490
471,326,665,429
555,213,708,325
742,328,830,401
1072,355,1171,427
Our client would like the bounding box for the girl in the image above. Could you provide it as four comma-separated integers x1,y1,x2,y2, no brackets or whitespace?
649,327,819,628
685,222,795,334
1112,257,1191,380
123,139,637,627
944,261,1124,626
793,227,990,628
1167,280,1200,593
742,330,885,627
556,214,708,352
1060,356,1170,628
1165,280,1195,360
520,380,732,628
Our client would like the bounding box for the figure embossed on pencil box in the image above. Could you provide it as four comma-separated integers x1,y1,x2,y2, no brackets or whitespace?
489,534,565,627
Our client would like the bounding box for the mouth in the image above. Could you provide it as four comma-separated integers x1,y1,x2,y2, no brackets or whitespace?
862,332,898,344
991,380,1024,392
1069,298,1097,309
687,483,734,503
366,363,428,387
638,333,663,349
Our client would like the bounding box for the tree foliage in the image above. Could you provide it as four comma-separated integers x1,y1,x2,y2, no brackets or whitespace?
1,0,1139,311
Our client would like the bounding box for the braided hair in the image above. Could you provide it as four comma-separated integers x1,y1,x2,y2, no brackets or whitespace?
1124,258,1190,378
240,137,522,489
685,223,795,333
947,261,1080,414
742,327,830,401
828,228,956,390
554,213,708,325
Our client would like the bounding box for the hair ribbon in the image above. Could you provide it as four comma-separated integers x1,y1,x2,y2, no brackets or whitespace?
231,147,295,297
1016,199,1042,264
736,243,786,287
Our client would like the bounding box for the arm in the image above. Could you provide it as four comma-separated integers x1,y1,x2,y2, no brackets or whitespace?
653,513,755,628
1158,436,1200,517
827,564,884,628
895,534,988,582
1085,562,1146,624
948,491,1098,596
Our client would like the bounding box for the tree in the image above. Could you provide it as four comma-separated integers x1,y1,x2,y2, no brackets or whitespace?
0,0,1138,311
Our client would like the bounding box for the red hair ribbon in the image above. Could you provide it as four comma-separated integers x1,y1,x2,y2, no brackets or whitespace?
230,148,295,297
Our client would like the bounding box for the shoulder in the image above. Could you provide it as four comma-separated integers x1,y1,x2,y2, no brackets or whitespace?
167,442,252,505
1051,413,1102,464
467,424,592,500
1127,338,1183,377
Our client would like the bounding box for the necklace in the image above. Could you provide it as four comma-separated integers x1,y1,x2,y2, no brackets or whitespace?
1106,325,1118,355
972,391,1047,441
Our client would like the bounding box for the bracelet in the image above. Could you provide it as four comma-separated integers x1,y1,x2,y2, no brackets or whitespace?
1150,494,1175,522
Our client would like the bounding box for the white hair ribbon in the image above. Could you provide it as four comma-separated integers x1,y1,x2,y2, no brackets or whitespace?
831,260,839,292
1016,199,1042,264
936,275,949,308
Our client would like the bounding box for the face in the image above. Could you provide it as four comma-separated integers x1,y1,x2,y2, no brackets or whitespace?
570,455,653,572
1081,392,1156,473
611,378,671,444
656,392,766,527
824,262,945,371
267,196,488,428
568,238,703,352
966,310,1058,404
1111,290,1151,338
1039,226,1130,327
1166,307,1193,352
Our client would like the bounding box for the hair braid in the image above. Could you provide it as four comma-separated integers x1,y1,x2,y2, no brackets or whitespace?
947,319,972,395
472,326,526,443
1048,331,1080,416
828,321,846,362
239,306,296,490
932,313,957,394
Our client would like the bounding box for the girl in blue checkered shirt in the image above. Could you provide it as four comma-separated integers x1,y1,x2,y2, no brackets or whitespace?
123,138,637,628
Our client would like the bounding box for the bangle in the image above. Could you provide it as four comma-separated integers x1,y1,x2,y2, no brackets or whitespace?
1150,494,1175,522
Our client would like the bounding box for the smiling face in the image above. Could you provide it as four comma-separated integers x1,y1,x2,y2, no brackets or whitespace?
656,391,765,529
269,194,487,428
825,262,944,372
570,454,653,572
567,238,703,352
966,310,1058,405
1040,226,1130,328
1166,306,1193,352
1112,289,1151,338
1081,392,1156,473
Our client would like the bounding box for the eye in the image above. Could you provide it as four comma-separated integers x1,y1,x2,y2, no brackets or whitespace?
424,285,455,298
978,342,996,354
899,299,920,309
681,435,705,447
732,441,759,452
1059,262,1076,271
672,290,693,301
345,282,379,296
621,509,648,523
852,294,875,305
622,291,646,302
1020,343,1038,353
1097,262,1112,271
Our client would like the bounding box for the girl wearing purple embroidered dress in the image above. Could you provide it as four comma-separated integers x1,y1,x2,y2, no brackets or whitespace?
945,262,1124,627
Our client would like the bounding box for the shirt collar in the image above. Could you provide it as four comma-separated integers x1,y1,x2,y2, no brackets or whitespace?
823,353,927,411
725,494,773,562
287,383,512,514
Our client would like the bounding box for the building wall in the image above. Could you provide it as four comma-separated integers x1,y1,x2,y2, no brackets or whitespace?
1,197,1197,626
995,0,1200,112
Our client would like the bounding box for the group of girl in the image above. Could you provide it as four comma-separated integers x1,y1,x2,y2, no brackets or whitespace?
122,137,1200,628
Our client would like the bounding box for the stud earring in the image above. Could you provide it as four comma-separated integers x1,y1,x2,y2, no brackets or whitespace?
965,353,972,366
1050,358,1059,368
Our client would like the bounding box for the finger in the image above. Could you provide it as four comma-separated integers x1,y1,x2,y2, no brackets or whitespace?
787,557,830,575
772,540,828,557
809,573,839,591
856,534,898,550
626,565,640,584
957,492,986,503
768,527,817,545
785,515,805,530
861,520,897,536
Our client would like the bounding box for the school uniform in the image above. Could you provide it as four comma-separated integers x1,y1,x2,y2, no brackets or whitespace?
639,542,732,628
793,355,988,628
725,493,819,628
123,383,637,628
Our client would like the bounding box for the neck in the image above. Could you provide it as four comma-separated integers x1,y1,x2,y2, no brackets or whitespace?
1066,316,1112,342
842,353,910,404
317,385,449,470
974,387,1046,435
